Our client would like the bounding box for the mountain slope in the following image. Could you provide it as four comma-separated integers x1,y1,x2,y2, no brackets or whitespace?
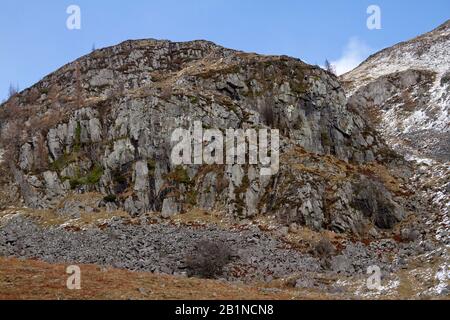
342,21,449,293
342,20,450,162
342,20,449,218
0,37,447,299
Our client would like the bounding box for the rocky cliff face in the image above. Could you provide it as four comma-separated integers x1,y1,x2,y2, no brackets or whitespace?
2,26,449,299
0,39,411,234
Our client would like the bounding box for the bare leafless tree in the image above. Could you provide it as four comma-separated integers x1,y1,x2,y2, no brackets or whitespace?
74,62,84,109
0,120,25,167
324,59,336,75
8,83,19,98
34,133,49,171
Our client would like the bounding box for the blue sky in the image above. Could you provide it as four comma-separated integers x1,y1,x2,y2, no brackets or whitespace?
0,0,449,101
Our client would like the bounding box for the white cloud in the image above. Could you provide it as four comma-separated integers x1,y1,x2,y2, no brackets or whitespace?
331,37,373,75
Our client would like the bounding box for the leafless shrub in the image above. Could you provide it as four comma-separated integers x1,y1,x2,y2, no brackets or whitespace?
312,238,336,270
313,238,335,258
185,240,233,279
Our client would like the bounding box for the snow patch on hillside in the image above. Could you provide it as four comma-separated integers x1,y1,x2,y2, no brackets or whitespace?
343,21,450,95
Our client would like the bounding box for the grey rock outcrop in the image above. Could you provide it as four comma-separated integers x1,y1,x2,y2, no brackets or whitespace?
0,39,411,234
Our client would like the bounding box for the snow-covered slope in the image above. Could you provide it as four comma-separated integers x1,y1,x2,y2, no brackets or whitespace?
342,20,450,94
343,20,449,162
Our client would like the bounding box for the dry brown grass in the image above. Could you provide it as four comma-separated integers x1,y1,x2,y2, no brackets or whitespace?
0,257,310,300
0,196,129,229
169,208,234,228
4,255,442,300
